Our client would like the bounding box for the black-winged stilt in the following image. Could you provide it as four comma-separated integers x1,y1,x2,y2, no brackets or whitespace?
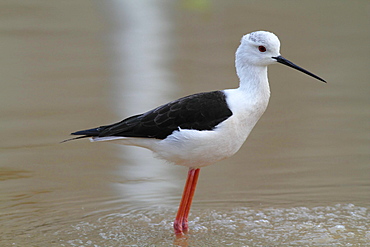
65,31,326,235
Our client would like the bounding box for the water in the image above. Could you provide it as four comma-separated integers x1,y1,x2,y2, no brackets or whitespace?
1,0,369,246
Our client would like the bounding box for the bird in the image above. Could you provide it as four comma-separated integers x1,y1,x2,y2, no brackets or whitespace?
65,31,326,235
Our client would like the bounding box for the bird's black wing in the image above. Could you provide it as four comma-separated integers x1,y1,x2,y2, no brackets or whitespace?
70,91,232,140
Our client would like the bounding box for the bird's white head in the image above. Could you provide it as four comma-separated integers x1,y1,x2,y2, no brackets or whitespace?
236,31,281,67
235,31,326,83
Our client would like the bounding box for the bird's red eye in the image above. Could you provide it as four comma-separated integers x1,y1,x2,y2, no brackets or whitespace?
258,46,266,52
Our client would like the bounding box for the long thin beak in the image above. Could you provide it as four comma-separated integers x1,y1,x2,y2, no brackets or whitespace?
272,56,326,83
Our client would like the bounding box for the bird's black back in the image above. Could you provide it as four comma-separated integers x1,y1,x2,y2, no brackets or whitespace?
71,91,232,140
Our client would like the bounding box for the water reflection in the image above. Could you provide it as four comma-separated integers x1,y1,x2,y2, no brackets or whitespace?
106,0,179,203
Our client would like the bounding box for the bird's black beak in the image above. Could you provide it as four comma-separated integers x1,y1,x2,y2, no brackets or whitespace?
272,56,326,83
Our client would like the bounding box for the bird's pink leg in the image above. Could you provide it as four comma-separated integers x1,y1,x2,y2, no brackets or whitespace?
174,168,200,235
181,168,200,232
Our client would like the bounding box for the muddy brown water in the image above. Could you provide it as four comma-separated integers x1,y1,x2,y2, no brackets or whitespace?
1,1,369,246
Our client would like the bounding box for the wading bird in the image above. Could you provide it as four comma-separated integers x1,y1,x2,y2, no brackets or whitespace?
65,31,326,235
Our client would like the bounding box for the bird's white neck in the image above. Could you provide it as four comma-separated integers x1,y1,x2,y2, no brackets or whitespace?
235,62,271,104
220,60,271,158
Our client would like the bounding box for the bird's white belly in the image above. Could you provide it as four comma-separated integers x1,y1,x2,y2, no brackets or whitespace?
150,111,261,168
97,100,267,168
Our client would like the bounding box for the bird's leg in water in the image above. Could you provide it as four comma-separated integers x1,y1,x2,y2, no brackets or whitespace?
174,168,200,235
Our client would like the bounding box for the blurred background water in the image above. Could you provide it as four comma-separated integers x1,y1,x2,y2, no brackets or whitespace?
0,0,369,246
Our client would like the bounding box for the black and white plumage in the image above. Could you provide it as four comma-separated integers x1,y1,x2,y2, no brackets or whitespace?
72,91,232,140
66,31,325,235
69,86,264,168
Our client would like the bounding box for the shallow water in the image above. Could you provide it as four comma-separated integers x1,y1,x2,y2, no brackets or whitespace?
1,0,369,246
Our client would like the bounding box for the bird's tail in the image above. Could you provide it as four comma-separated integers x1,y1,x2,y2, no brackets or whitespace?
61,127,103,143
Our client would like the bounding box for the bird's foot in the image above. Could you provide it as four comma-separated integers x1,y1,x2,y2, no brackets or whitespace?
174,219,184,235
174,218,189,235
182,219,189,232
